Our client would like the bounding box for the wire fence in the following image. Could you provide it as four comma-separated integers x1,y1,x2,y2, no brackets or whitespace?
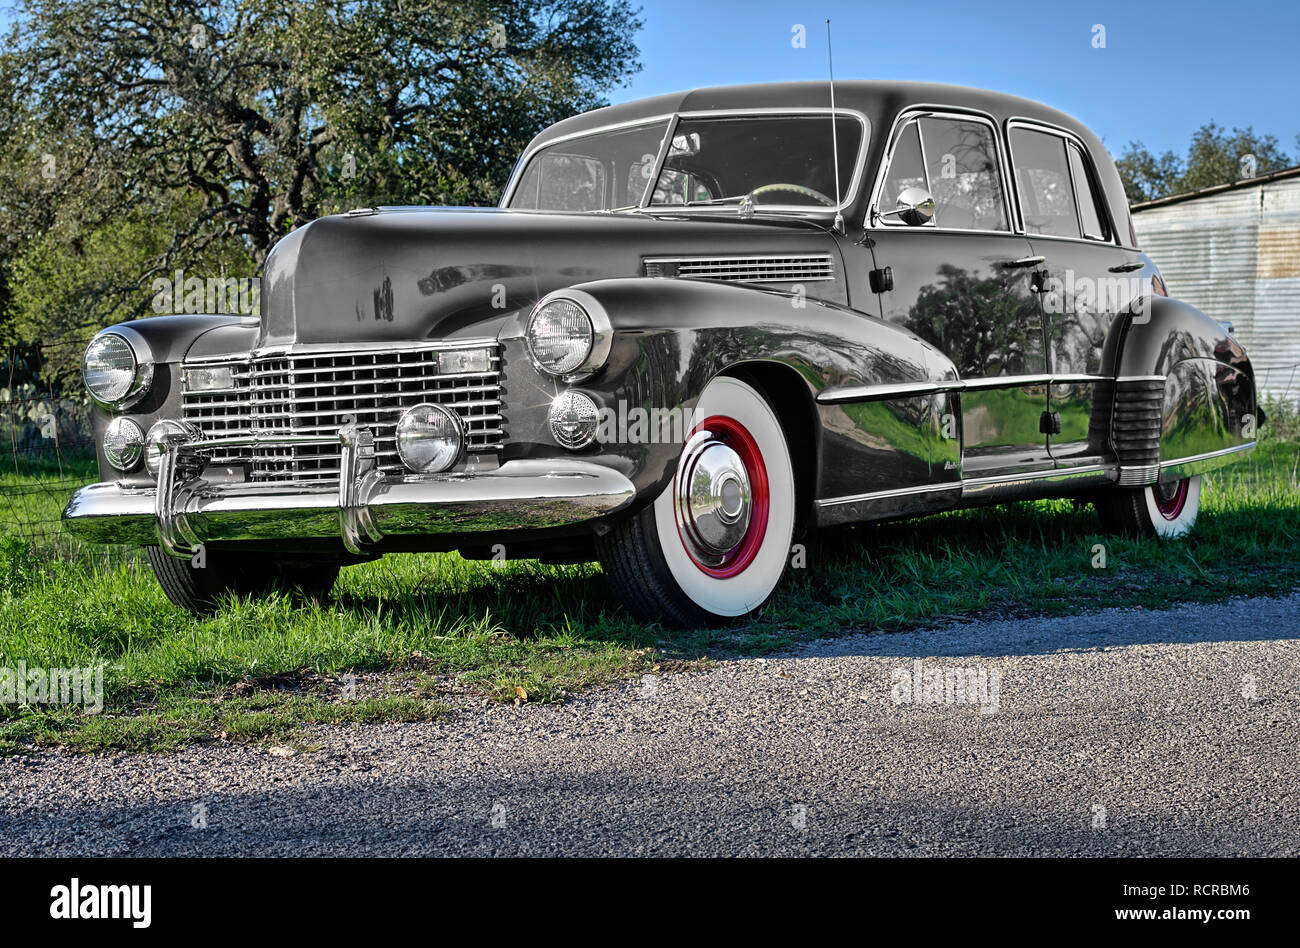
1,340,1298,568
0,340,139,566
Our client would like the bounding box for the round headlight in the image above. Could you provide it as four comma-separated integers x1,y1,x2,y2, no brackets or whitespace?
526,298,593,377
144,419,200,478
548,391,600,450
83,332,151,407
103,417,145,471
396,403,464,474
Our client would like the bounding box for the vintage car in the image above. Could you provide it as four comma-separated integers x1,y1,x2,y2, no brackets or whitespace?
64,81,1261,626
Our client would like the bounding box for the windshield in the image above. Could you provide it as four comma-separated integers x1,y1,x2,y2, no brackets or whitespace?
506,113,864,213
650,115,862,209
507,121,671,212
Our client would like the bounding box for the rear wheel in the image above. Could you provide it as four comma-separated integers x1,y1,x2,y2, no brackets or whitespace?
146,546,341,614
1095,475,1202,538
597,375,796,627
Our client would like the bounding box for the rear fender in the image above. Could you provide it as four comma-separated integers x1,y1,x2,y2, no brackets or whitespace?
1108,296,1257,483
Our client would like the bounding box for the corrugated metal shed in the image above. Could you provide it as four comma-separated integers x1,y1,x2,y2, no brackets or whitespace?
1133,167,1300,402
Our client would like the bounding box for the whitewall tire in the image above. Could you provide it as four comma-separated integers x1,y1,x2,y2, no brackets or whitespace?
1096,475,1202,539
598,375,796,626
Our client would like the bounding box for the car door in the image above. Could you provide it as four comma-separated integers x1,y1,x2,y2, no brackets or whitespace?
1007,122,1147,469
867,111,1052,479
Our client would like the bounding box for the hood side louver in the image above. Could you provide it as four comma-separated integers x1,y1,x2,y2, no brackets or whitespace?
642,253,834,283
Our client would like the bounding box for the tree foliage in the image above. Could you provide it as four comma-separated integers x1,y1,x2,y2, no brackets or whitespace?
0,0,642,344
1117,122,1293,204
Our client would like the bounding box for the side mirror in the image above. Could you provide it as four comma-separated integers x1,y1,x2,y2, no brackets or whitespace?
878,187,936,226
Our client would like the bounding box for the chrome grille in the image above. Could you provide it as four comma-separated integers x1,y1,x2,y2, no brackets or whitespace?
182,344,503,483
643,253,835,283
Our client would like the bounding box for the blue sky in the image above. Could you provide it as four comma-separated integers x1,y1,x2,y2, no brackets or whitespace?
1,0,1294,162
615,0,1300,162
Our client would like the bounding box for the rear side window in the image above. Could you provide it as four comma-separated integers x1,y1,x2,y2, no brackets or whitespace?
1067,142,1109,240
1010,126,1111,241
878,116,1009,231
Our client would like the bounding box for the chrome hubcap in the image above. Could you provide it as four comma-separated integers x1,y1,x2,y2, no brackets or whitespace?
675,430,752,564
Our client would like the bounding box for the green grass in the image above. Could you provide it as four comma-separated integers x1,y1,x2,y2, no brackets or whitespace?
2,417,1297,754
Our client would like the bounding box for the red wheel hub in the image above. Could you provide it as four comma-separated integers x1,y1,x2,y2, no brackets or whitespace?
674,414,770,578
1153,478,1190,520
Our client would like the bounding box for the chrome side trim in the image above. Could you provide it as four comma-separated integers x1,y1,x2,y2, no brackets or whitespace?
1115,374,1167,384
1161,442,1256,471
960,374,1054,391
817,379,963,404
817,373,1105,404
816,481,961,509
961,464,1107,489
818,462,1115,510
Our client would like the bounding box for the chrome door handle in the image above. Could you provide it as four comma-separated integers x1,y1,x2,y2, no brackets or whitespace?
1108,261,1145,273
1000,255,1045,269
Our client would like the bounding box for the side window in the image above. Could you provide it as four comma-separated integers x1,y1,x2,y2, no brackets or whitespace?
916,118,1008,231
881,121,927,205
1010,127,1092,239
878,115,1008,231
1067,142,1109,240
647,168,715,205
514,154,606,212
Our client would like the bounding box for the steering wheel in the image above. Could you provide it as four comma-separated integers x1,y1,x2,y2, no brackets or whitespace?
748,183,836,207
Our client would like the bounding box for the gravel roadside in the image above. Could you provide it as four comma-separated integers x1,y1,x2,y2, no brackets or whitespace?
3,592,1298,856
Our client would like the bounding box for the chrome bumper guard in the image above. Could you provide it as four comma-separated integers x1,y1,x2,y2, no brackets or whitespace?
63,425,635,557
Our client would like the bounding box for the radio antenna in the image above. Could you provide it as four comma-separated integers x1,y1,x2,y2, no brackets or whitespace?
826,19,844,234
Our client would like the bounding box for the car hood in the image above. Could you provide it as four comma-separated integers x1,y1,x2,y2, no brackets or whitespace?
259,206,843,347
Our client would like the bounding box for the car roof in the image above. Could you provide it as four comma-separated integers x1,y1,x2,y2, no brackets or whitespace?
533,81,1086,142
520,81,1135,247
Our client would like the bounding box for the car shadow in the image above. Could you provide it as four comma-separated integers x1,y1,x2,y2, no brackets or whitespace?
322,499,1300,659
5,760,1292,858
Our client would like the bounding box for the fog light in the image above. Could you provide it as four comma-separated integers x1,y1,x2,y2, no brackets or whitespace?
103,417,144,471
183,364,237,392
437,348,492,375
549,391,600,450
396,403,463,473
144,419,200,478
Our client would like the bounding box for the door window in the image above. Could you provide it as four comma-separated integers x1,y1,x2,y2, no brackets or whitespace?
1010,126,1112,241
1009,128,1079,238
878,116,1009,231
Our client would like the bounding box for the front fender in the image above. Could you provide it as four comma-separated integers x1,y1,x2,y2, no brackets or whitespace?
1109,296,1257,481
498,277,940,513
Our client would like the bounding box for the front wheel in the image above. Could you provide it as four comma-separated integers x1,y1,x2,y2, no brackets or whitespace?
146,546,341,614
1095,475,1202,539
597,375,796,627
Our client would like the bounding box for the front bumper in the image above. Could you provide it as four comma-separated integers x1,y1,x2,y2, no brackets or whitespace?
62,425,635,556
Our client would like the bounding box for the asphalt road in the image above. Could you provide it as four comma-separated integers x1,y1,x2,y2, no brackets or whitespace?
4,592,1299,856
